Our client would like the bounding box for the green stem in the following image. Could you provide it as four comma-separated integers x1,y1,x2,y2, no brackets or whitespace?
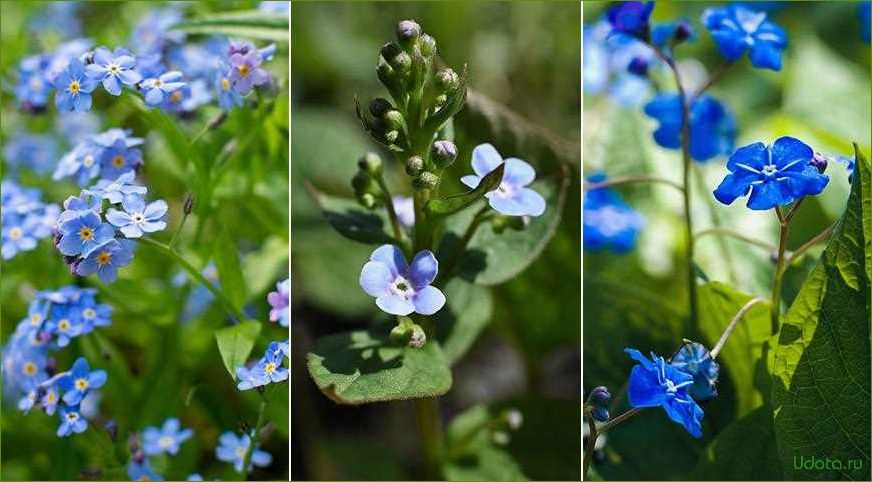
710,297,766,359
168,211,190,249
414,397,443,480
598,407,642,433
693,228,778,253
438,205,490,284
582,411,598,479
374,175,405,244
770,207,790,334
137,237,245,321
241,396,268,480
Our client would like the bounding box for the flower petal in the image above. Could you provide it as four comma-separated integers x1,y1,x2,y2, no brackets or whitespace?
409,250,439,288
502,158,536,186
375,294,415,316
471,143,503,177
369,244,408,277
359,261,393,297
412,285,446,315
770,136,812,170
747,179,793,210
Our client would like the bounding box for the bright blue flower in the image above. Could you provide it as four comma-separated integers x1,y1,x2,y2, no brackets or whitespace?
702,5,788,70
651,19,695,47
142,418,194,456
216,431,272,473
39,381,62,415
100,139,143,180
127,459,164,481
140,71,186,107
85,47,142,96
76,239,135,283
106,194,168,238
216,70,244,110
583,174,645,253
14,55,53,109
57,357,107,406
713,136,829,210
54,142,103,186
859,2,870,43
57,404,87,437
359,244,446,316
267,279,290,327
670,342,719,401
57,211,114,258
84,171,147,204
236,341,289,391
644,93,736,162
54,58,98,112
607,1,655,38
46,305,84,348
461,143,546,217
624,348,704,438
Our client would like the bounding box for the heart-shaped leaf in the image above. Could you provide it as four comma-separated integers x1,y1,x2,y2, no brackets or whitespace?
691,405,782,479
308,185,394,245
214,320,262,380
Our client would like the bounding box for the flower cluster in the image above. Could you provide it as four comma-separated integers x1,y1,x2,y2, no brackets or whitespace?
53,128,143,186
644,93,736,162
216,431,273,473
584,17,661,106
236,340,290,391
2,132,59,175
126,417,194,480
55,171,168,283
583,174,645,253
1,180,60,260
267,278,290,327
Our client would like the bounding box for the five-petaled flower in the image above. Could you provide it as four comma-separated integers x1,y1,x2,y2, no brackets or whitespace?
359,244,446,316
624,348,704,438
57,404,87,437
215,431,272,473
106,194,168,238
236,341,289,391
669,341,719,401
607,1,655,38
713,136,829,210
76,239,135,283
142,418,194,456
57,211,115,258
140,71,186,107
54,59,98,112
702,5,788,71
461,143,546,217
229,51,269,95
644,93,736,162
267,279,290,327
57,357,107,406
583,174,645,253
85,47,143,96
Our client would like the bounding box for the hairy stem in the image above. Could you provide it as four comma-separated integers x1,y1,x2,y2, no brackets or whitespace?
414,397,443,480
711,297,766,359
241,396,268,480
583,175,685,193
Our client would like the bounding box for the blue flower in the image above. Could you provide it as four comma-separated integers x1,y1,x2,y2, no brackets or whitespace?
713,136,829,210
131,7,185,55
57,404,88,437
859,2,871,43
142,418,194,456
57,211,115,258
624,348,704,438
607,1,655,37
40,382,61,415
216,70,244,110
3,132,58,175
140,71,186,107
216,432,272,473
359,244,446,316
77,292,113,331
702,5,788,70
85,47,143,96
461,143,546,217
14,55,53,109
267,279,290,327
84,171,147,204
644,93,736,162
229,51,269,95
54,142,103,186
54,59,98,112
670,342,719,401
100,139,143,180
583,174,645,253
46,305,84,348
236,341,289,391
2,215,41,260
76,239,135,283
106,194,168,238
392,196,415,228
127,459,164,481
57,357,107,406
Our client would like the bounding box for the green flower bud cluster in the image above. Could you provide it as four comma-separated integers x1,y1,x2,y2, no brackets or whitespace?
352,152,385,208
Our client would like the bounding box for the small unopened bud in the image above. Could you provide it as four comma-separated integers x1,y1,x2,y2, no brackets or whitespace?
492,430,510,446
132,449,146,464
358,193,377,209
418,34,436,57
183,192,195,215
435,68,459,92
390,323,412,344
413,171,439,190
369,97,393,118
384,130,399,143
381,42,411,72
352,171,378,197
505,409,523,431
627,56,649,76
377,60,395,84
811,152,828,173
431,140,457,168
383,110,404,130
593,407,610,422
397,20,421,44
405,156,424,176
675,20,694,42
589,386,611,404
409,325,427,348
358,152,383,175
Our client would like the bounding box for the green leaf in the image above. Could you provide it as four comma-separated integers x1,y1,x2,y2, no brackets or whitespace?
171,10,289,41
306,328,452,404
770,145,871,480
308,186,394,245
426,163,505,216
213,228,247,311
242,236,289,297
434,279,493,365
691,405,782,480
440,174,568,285
214,320,262,380
698,282,771,417
444,405,527,481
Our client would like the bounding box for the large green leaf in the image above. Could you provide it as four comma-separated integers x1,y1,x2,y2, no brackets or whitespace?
440,175,568,286
171,10,289,41
213,228,247,311
698,282,771,418
434,279,493,365
306,328,452,404
308,186,394,245
691,405,782,480
214,320,262,380
770,146,871,480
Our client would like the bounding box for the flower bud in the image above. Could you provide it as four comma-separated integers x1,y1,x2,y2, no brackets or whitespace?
390,323,412,344
358,193,377,209
435,68,459,92
183,192,195,215
105,420,119,442
431,140,457,168
492,431,510,446
405,156,424,176
589,386,611,404
397,20,421,44
383,110,404,130
377,60,396,85
811,152,828,173
418,34,436,57
627,56,649,77
351,171,378,197
675,20,694,42
381,42,411,72
384,130,399,144
358,152,383,176
409,325,427,348
593,407,610,422
369,97,394,118
505,409,524,431
434,94,448,107
413,171,439,190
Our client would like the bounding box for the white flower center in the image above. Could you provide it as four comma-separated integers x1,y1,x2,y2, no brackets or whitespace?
9,227,23,240
491,182,517,200
389,275,415,299
132,212,145,224
159,435,174,448
83,155,95,167
108,63,120,74
66,412,79,422
83,308,96,320
762,164,778,177
58,319,71,332
235,446,248,459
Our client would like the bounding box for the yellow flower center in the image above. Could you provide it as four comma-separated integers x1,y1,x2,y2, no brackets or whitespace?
68,80,80,94
83,155,95,167
238,64,250,77
264,362,276,374
30,313,42,325
221,78,231,91
23,362,37,376
159,435,174,448
83,308,96,320
108,63,120,74
153,79,163,88
235,447,248,459
97,251,112,266
170,90,182,102
111,155,125,168
9,227,23,240
79,227,94,241
58,319,71,331
46,392,57,403
138,477,150,481
74,378,89,391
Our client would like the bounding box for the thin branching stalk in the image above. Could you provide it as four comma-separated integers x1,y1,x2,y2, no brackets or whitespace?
693,228,778,252
241,396,268,481
711,297,766,359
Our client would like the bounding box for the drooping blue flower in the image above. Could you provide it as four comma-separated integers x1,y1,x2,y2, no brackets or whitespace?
127,459,164,481
85,47,143,96
84,171,147,204
392,196,415,227
670,342,719,401
713,136,829,210
106,194,168,238
583,174,645,253
57,357,107,406
859,2,871,43
461,143,546,217
267,279,290,327
236,341,289,391
140,71,186,107
216,432,273,473
702,5,788,70
644,93,737,162
57,211,115,258
76,239,135,283
57,404,88,437
359,244,446,316
624,348,704,438
607,1,655,38
142,418,194,456
54,58,99,112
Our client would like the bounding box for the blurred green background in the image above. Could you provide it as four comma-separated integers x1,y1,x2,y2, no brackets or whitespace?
1,1,289,480
291,2,581,480
583,1,870,480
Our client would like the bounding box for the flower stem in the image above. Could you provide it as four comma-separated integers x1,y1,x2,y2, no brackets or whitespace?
374,174,405,244
711,297,766,359
770,207,791,334
693,228,778,253
137,237,245,321
784,222,836,267
582,411,598,479
693,61,733,98
438,205,490,284
414,397,443,480
241,396,268,480
598,407,642,433
583,175,685,193
168,211,190,249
